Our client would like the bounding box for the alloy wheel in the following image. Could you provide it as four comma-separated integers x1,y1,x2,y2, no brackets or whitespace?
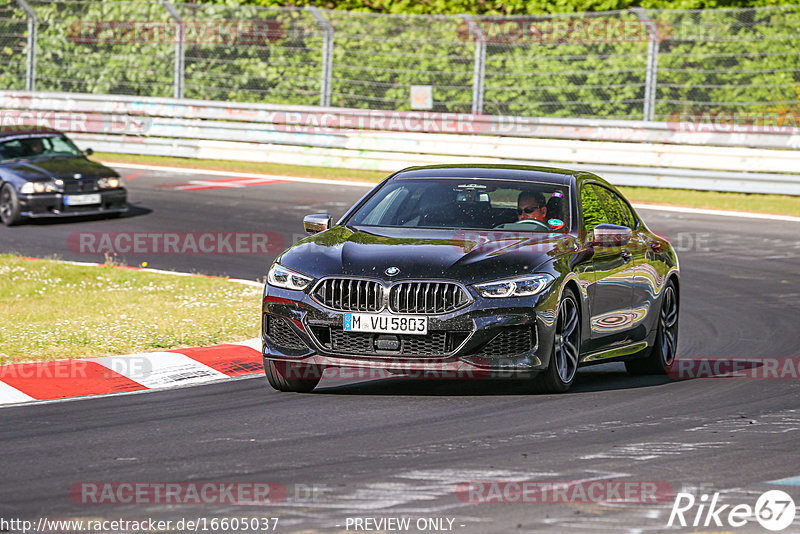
555,295,580,383
659,285,678,366
0,187,11,221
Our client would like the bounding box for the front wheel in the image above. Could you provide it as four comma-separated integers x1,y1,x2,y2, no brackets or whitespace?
532,289,580,393
265,359,322,392
625,280,679,375
0,184,23,226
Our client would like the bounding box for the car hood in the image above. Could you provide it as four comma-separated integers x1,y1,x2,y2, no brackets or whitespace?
1,157,118,181
278,225,577,285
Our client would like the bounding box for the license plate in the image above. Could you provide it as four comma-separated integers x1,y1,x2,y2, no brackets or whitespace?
343,313,428,335
65,194,101,206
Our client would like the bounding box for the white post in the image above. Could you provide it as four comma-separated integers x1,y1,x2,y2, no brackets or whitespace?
16,0,36,91
632,8,659,121
463,15,486,115
307,7,334,108
160,0,184,99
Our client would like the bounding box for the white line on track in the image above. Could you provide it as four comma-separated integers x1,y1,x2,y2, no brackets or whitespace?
106,161,376,188
106,161,800,222
631,203,800,222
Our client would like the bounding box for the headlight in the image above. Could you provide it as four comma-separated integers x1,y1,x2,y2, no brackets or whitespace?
267,263,313,291
474,273,555,298
20,181,58,194
97,177,120,189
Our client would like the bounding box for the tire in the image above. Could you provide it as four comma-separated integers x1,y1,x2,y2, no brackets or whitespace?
0,184,23,226
265,359,322,393
625,280,679,376
532,288,580,393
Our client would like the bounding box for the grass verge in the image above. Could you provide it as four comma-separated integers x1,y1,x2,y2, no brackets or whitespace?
97,152,799,217
0,254,261,364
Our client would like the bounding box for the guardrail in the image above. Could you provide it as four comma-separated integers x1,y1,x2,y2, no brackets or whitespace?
2,91,799,195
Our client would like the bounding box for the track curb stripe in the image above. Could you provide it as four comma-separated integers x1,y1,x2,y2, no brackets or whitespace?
0,360,147,401
0,381,36,404
0,339,262,407
172,344,265,377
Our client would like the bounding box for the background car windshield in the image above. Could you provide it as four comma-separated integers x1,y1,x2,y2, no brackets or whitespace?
0,135,84,161
348,178,570,231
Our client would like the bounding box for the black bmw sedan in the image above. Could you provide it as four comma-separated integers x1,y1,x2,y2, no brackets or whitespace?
0,128,126,226
262,165,679,393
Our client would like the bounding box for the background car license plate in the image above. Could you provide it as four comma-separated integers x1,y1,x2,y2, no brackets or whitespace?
344,313,427,335
64,194,101,206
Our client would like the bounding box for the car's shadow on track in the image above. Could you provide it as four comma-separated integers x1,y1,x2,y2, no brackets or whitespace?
24,203,152,226
313,364,676,396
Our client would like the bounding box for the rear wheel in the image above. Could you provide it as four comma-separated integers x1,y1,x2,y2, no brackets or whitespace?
533,289,580,393
265,359,322,393
625,280,679,375
0,184,23,226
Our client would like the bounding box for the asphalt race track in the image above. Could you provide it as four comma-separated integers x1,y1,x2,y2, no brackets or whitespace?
2,165,800,533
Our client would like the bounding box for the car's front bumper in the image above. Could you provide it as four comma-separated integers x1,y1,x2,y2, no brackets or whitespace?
262,283,560,377
19,189,127,218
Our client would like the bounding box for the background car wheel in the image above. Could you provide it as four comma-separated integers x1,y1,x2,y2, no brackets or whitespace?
533,288,580,393
0,184,23,226
625,280,679,376
265,359,322,393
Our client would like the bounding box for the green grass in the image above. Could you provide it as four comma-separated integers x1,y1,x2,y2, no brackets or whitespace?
0,255,261,364
98,152,799,217
619,187,799,217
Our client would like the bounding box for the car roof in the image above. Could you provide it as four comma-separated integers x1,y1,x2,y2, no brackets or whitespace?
390,164,581,186
0,127,62,139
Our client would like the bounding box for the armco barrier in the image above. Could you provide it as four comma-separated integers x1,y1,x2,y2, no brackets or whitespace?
2,91,799,195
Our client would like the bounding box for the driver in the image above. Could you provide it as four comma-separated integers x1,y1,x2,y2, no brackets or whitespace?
23,138,45,156
517,191,547,223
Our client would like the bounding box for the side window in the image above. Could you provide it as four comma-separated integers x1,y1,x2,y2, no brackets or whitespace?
360,186,409,226
0,140,22,160
615,195,637,229
594,186,629,228
580,184,608,234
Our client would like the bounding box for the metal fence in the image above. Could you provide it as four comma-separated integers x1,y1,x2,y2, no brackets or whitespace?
1,1,799,121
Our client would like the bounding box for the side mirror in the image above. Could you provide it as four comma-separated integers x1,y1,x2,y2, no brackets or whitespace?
303,213,332,234
589,224,631,247
84,148,94,156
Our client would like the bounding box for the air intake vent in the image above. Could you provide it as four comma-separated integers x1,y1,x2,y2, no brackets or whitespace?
389,282,470,314
474,326,536,358
313,278,383,312
263,314,308,351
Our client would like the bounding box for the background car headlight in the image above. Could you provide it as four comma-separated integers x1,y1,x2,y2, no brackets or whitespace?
20,181,58,194
267,264,313,291
474,273,555,298
97,177,120,189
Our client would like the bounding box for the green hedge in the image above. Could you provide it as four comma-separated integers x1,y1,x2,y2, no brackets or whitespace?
1,1,797,121
230,0,799,16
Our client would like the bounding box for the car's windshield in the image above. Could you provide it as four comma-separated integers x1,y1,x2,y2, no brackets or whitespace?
0,134,84,162
348,178,571,232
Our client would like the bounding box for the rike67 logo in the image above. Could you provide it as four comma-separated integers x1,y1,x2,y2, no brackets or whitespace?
668,490,796,531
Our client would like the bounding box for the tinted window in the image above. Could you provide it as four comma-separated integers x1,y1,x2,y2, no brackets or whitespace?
348,178,571,232
580,184,609,234
593,185,630,228
616,195,637,228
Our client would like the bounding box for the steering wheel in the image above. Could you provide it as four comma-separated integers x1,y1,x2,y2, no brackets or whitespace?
515,218,551,231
